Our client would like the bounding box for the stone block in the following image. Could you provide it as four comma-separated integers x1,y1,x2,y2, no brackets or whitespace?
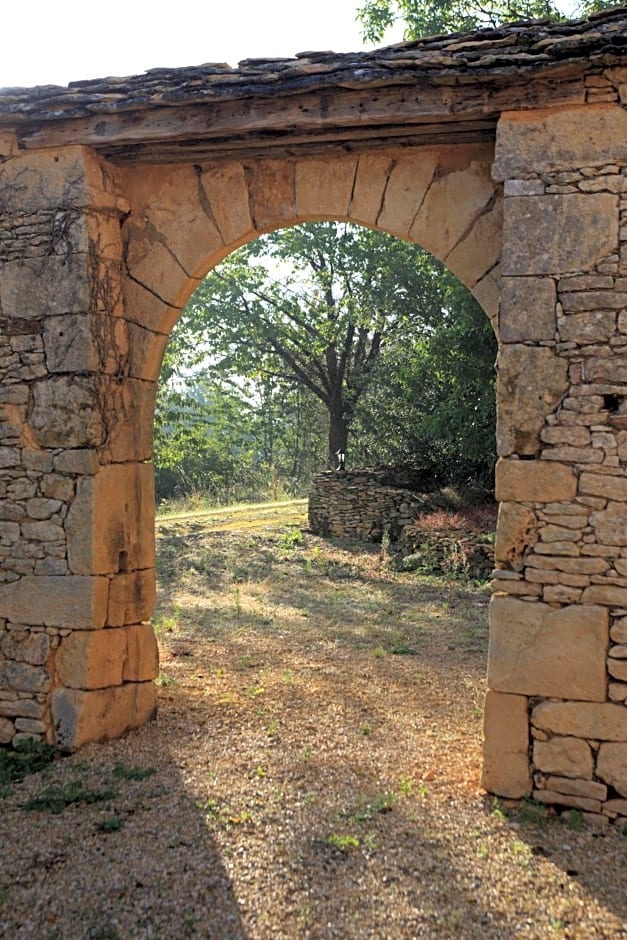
543,584,582,604
532,701,627,741
494,106,627,179
0,629,50,666
608,659,627,682
533,789,601,814
349,153,393,227
580,472,627,502
500,276,556,343
590,503,627,546
412,151,495,260
582,585,627,607
56,629,126,690
14,718,46,735
0,255,92,320
108,570,156,627
124,223,195,308
585,356,627,385
53,450,99,475
481,690,531,798
29,376,104,448
0,146,122,212
609,682,627,702
0,699,42,719
51,681,157,751
559,312,617,345
446,197,502,289
544,776,606,801
471,266,500,324
295,155,357,221
488,597,608,701
611,618,627,643
0,660,51,693
501,194,617,276
123,623,159,682
200,161,256,246
376,151,438,235
247,159,296,231
495,459,577,502
43,314,98,373
0,718,13,744
533,736,593,778
66,463,155,576
103,378,156,464
561,290,627,311
0,576,109,629
596,743,627,797
125,322,168,383
604,798,627,816
496,346,568,455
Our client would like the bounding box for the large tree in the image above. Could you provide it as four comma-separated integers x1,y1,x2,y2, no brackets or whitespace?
357,0,619,42
180,223,451,467
352,269,497,487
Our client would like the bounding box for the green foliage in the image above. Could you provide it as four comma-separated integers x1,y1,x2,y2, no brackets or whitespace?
156,222,496,496
327,832,361,852
159,222,462,473
96,816,125,833
357,0,560,42
357,0,621,44
353,270,496,487
24,780,116,814
0,738,56,796
112,763,156,782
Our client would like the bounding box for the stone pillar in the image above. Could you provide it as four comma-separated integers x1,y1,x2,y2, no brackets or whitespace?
486,99,627,826
0,146,158,749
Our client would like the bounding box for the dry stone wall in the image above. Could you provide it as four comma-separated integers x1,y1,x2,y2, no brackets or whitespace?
0,146,158,749
485,95,627,828
308,470,429,542
0,11,626,822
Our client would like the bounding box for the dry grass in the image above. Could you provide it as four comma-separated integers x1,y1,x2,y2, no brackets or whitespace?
0,504,626,939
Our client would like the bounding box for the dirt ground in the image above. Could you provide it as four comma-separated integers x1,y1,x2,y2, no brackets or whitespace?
0,505,626,939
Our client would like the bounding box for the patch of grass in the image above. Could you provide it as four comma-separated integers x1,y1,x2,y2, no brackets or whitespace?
96,816,125,833
156,672,176,687
24,780,116,814
388,641,417,655
153,607,179,636
344,791,395,825
0,738,56,796
279,527,303,550
112,764,156,782
562,808,584,831
516,798,550,829
327,833,360,852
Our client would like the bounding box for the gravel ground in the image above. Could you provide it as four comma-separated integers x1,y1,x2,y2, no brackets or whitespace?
1,519,626,939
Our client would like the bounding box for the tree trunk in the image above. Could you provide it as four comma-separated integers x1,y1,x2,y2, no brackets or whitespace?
328,408,349,470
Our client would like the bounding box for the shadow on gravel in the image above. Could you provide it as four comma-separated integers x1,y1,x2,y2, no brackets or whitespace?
0,728,248,939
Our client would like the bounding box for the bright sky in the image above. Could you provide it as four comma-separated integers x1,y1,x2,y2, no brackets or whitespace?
1,0,404,90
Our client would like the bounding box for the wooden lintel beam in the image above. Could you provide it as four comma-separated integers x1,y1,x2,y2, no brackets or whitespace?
99,120,498,165
14,74,585,154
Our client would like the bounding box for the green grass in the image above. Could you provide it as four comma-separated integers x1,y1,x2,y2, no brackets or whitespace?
0,738,56,797
24,780,116,814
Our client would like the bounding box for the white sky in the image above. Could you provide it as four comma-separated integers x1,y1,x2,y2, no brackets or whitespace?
0,0,404,90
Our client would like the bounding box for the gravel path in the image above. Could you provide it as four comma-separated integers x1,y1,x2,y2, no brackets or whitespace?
1,522,626,939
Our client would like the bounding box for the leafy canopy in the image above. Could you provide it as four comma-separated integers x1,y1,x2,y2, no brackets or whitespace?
357,0,621,42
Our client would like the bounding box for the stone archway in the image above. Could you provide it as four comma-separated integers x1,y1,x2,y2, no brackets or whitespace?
1,9,627,823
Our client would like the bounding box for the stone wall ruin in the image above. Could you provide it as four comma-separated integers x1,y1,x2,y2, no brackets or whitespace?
1,8,627,824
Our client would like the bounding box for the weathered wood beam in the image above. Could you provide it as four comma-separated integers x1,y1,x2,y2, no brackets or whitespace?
14,74,585,156
98,119,498,165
